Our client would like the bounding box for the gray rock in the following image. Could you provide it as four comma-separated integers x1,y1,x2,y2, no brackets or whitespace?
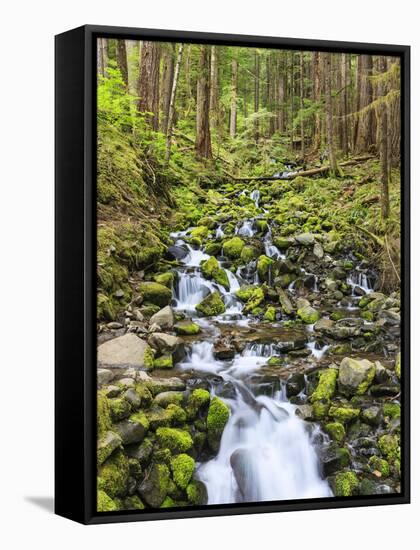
138,463,170,508
124,388,141,409
98,334,153,369
361,405,383,427
97,368,114,386
295,404,313,420
313,242,324,259
118,378,135,388
149,306,174,330
114,419,147,445
295,233,315,246
314,318,335,332
107,322,124,329
103,385,121,398
145,376,186,396
338,357,375,395
153,391,185,408
97,431,122,465
286,373,305,397
148,332,181,355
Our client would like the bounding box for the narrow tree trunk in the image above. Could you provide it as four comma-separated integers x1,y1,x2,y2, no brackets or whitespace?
160,44,175,134
278,52,286,133
116,39,128,87
254,51,260,141
340,53,349,156
300,51,305,158
98,38,108,77
210,46,220,131
312,52,322,151
137,41,161,130
324,52,339,175
229,56,238,138
378,56,390,219
195,46,212,158
165,44,184,165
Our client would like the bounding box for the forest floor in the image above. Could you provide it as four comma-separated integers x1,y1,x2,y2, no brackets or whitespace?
96,133,402,512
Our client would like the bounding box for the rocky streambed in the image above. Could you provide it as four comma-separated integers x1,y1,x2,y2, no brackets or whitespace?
96,186,401,512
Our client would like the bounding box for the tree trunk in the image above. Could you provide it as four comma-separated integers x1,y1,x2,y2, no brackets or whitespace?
210,46,220,131
126,40,140,95
160,44,175,134
165,44,184,165
353,55,375,153
116,39,128,87
195,46,212,159
312,52,322,151
229,56,238,138
324,52,339,175
97,38,108,77
137,41,161,131
254,51,260,141
340,53,349,156
377,56,390,219
278,52,286,133
300,51,305,158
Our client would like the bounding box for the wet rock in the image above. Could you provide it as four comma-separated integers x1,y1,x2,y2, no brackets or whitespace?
370,384,400,397
377,310,400,326
153,391,185,408
297,304,320,324
286,373,305,397
124,388,141,409
320,444,351,475
338,357,376,396
314,318,334,332
174,320,201,335
138,463,170,508
196,292,226,317
361,405,383,427
167,245,188,261
230,448,256,501
213,337,236,360
98,334,153,370
137,282,172,307
149,306,174,331
114,419,148,445
277,287,294,315
144,377,186,396
126,438,154,467
295,404,313,420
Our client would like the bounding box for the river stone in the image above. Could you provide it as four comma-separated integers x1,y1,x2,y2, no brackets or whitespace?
338,357,375,396
213,337,236,360
137,282,172,307
314,318,334,333
145,376,186,396
295,404,313,420
138,463,170,508
98,334,152,369
286,373,305,397
97,431,122,465
277,287,294,315
98,368,114,386
149,306,174,331
361,405,383,427
126,439,154,467
295,233,315,246
114,419,147,445
148,332,181,355
167,245,189,261
320,444,351,475
124,388,141,409
230,448,257,501
153,391,185,408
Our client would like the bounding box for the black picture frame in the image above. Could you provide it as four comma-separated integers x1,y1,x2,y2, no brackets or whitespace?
55,24,410,525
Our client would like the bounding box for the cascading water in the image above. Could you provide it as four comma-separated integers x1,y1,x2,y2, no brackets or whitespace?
250,189,261,208
347,270,374,295
179,342,332,503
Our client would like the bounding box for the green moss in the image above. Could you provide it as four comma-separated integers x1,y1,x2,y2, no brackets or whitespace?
97,293,116,321
97,391,112,438
257,255,274,281
256,219,268,234
240,245,260,263
312,400,330,419
361,310,374,322
109,397,131,422
160,496,177,508
243,287,265,314
201,256,230,290
223,237,245,259
236,285,257,302
97,450,129,498
190,226,209,240
137,282,172,307
331,311,345,321
267,356,284,366
97,489,119,512
170,454,195,490
124,495,145,510
186,480,207,505
130,411,150,432
325,422,346,444
297,304,321,324
153,355,174,369
334,472,359,497
383,402,401,420
378,434,400,461
156,427,193,454
368,456,390,477
311,369,338,402
154,272,175,288
395,351,401,379
204,242,222,256
187,388,211,418
174,321,201,335
263,306,276,322
196,292,226,317
167,403,187,425
134,383,153,407
328,406,360,423
207,397,230,452
273,236,293,249
97,431,122,466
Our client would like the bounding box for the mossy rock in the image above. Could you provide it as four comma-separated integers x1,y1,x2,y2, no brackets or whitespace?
174,321,201,335
201,256,230,290
196,292,225,317
338,357,375,396
311,369,338,403
207,397,230,453
257,255,274,282
240,245,260,263
97,391,112,438
395,351,401,379
368,456,390,477
97,450,129,498
243,287,265,314
97,489,119,512
273,236,294,249
223,237,245,259
97,430,122,466
204,242,222,256
263,306,276,322
137,282,172,307
153,272,175,288
186,480,208,505
123,495,145,510
297,304,321,324
378,434,400,462
256,219,268,234
138,463,170,508
166,403,187,425
236,285,258,302
109,397,131,422
190,226,209,240
383,402,401,420
170,453,195,490
334,471,359,497
328,405,360,424
187,388,211,418
325,422,346,444
156,427,193,454
153,355,174,369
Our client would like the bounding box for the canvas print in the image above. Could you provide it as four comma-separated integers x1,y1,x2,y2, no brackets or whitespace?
96,38,402,513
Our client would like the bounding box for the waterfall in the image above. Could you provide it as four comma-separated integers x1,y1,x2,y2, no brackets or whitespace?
236,220,256,237
347,270,374,295
250,189,260,208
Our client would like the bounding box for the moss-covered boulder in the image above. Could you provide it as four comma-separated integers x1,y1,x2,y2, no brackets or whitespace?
201,256,230,290
97,391,112,438
98,450,129,498
240,245,260,263
236,285,258,302
170,454,195,490
138,463,170,508
123,495,145,510
257,255,274,282
174,320,201,335
97,431,122,466
256,219,268,234
297,304,321,324
207,397,230,452
187,388,211,419
378,434,400,462
223,237,245,259
196,292,226,317
325,422,346,444
310,368,338,419
263,306,276,322
137,282,172,307
334,471,359,496
97,489,119,512
204,242,222,256
109,397,131,422
156,427,193,454
368,456,390,477
273,236,294,249
153,355,174,369
186,480,208,505
190,226,209,242
243,287,265,314
338,357,375,396
153,272,175,288
328,405,360,424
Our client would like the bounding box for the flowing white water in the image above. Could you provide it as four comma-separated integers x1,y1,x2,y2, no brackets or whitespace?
306,341,330,360
236,220,256,237
250,189,261,208
347,271,374,295
181,342,331,503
